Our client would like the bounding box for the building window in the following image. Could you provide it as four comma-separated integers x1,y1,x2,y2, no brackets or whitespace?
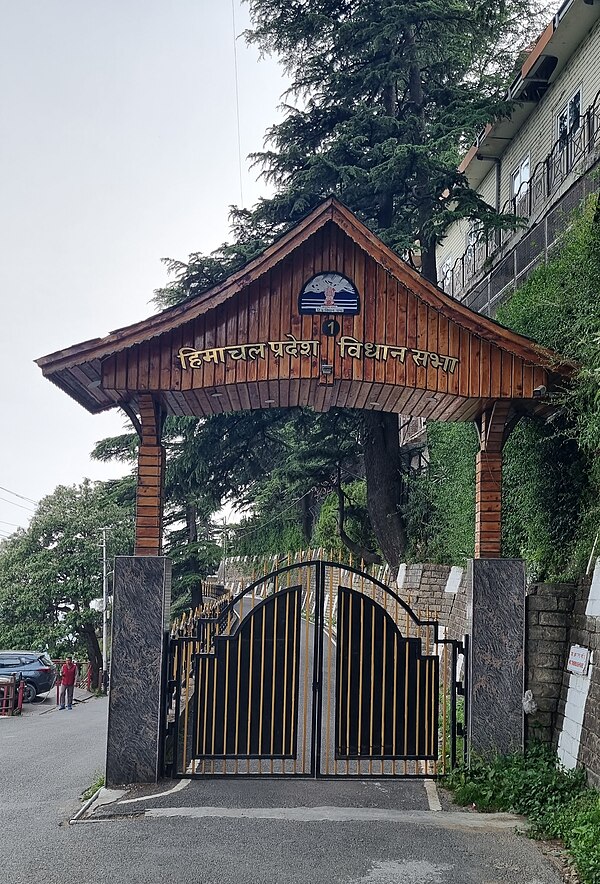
511,155,530,214
556,89,582,147
511,155,530,199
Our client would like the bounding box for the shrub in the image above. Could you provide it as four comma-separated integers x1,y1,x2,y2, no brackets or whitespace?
443,744,600,883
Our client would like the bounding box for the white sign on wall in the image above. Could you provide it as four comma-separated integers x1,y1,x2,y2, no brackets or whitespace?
567,645,590,676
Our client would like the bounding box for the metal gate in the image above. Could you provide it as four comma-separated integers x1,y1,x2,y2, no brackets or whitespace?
164,559,467,778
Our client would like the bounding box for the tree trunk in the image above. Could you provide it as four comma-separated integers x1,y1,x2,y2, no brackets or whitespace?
186,505,203,608
79,623,103,691
335,471,382,565
362,411,407,572
378,79,397,230
419,239,438,285
300,491,314,544
405,24,438,284
186,504,198,543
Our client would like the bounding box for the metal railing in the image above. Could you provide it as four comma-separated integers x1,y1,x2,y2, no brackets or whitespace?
443,88,600,300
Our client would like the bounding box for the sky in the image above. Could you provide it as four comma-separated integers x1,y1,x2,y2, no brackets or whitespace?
0,1,287,535
0,1,560,539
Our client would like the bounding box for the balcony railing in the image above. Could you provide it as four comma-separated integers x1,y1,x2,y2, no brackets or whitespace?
442,87,600,299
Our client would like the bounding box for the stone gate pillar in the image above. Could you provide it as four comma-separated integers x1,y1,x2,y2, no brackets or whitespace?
105,556,171,787
467,558,525,759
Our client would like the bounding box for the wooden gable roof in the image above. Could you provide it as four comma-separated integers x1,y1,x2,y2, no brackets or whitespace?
36,197,573,422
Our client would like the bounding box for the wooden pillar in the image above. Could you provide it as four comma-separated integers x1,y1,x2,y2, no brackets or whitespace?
475,402,512,559
134,395,165,556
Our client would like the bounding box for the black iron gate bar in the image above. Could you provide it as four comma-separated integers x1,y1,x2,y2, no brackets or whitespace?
164,559,467,779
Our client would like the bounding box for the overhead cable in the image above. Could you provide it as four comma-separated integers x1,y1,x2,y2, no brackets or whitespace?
0,484,39,505
231,488,314,539
0,495,36,512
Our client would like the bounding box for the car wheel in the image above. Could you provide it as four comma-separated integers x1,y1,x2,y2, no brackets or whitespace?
22,682,37,703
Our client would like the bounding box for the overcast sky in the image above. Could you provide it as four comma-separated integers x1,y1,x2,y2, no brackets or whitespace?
0,1,286,535
0,2,560,538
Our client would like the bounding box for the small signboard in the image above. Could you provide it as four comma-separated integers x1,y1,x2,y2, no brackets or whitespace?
298,272,360,315
567,644,590,676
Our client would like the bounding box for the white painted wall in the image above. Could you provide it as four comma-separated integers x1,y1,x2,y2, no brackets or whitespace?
444,566,463,595
557,667,593,769
586,558,600,617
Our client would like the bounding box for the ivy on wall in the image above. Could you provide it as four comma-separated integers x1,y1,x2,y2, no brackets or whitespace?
406,194,600,578
404,422,477,566
496,193,600,580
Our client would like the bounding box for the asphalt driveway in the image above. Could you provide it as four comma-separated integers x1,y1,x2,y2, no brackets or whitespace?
0,691,564,884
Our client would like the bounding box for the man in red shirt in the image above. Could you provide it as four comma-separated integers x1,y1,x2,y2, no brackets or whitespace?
59,656,77,710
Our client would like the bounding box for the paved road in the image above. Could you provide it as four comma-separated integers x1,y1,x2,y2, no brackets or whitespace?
1,688,563,884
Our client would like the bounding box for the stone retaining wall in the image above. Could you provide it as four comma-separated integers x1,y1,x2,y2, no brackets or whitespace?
525,566,600,788
555,569,600,787
525,583,574,745
218,556,470,641
395,563,469,641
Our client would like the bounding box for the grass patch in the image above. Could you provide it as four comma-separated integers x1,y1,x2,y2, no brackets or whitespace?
443,743,600,883
81,773,105,801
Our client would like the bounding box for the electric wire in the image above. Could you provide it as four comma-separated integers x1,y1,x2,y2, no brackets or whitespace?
0,519,21,528
227,463,362,541
0,495,36,512
230,488,314,539
0,485,39,505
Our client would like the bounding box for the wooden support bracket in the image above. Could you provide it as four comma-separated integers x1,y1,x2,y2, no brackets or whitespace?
134,395,165,556
475,401,516,559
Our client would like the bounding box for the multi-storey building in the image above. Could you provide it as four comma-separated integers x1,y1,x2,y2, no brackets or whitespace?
436,0,600,317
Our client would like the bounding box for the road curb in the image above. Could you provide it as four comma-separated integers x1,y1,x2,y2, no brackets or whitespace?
69,788,102,825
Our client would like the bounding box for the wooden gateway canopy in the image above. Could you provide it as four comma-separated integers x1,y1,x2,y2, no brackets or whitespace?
37,197,572,560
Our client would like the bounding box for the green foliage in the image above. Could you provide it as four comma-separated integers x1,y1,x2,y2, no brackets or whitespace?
313,480,378,554
245,0,544,268
444,744,600,884
502,418,598,581
231,516,305,558
496,194,600,579
496,194,600,449
166,538,222,615
543,791,600,884
404,422,477,564
81,772,105,801
0,480,134,660
401,197,600,576
445,743,585,819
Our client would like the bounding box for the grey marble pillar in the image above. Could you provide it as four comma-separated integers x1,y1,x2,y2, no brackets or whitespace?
106,556,171,786
467,558,525,760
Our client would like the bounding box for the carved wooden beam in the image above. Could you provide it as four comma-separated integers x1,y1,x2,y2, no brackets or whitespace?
134,395,165,557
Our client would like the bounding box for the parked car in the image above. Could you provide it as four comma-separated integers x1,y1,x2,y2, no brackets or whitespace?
0,651,57,702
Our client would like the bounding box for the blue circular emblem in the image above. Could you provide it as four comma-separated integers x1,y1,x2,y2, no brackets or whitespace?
298,272,360,315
